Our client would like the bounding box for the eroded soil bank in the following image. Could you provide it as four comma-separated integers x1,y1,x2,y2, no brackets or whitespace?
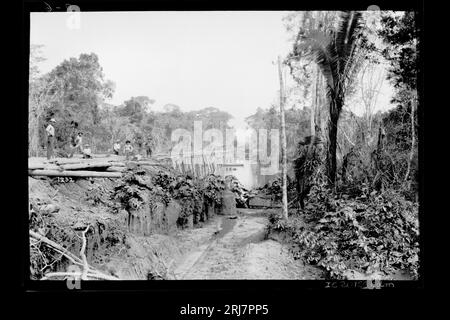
29,175,324,280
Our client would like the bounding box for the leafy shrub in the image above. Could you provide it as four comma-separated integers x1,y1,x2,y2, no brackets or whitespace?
225,175,252,208
203,174,225,206
268,186,420,279
113,169,230,228
267,211,289,232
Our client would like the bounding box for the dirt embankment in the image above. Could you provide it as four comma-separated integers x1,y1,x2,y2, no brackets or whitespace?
29,175,190,280
29,172,325,280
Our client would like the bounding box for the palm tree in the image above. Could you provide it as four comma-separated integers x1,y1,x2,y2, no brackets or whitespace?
291,11,365,186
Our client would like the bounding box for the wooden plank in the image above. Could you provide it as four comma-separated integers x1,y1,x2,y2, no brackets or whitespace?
106,166,127,172
107,161,126,167
126,161,166,167
55,159,115,165
29,169,122,178
28,164,62,171
60,161,115,170
28,164,46,170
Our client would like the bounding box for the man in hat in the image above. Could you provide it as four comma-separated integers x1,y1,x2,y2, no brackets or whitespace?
124,140,134,160
45,118,56,160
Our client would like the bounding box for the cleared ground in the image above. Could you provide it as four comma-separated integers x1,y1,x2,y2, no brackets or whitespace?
172,209,324,280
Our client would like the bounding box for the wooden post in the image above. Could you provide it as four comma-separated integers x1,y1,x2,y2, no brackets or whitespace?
278,56,288,220
405,94,416,186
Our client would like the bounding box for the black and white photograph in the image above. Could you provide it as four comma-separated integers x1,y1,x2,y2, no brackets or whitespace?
27,5,421,286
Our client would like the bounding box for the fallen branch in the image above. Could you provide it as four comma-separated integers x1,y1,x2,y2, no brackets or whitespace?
80,226,90,280
30,230,119,280
30,230,83,265
41,271,119,281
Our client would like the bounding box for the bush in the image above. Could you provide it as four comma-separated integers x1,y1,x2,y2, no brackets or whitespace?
203,174,225,206
113,169,227,228
225,175,252,208
268,185,419,279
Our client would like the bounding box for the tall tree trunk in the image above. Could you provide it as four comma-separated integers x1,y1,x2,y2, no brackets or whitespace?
278,56,288,220
316,72,324,139
326,100,340,187
310,65,319,137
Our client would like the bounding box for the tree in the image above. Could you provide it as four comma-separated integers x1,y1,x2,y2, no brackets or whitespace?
134,96,155,112
291,11,366,186
40,53,115,150
29,75,61,156
118,97,147,124
285,11,340,141
188,107,233,131
29,44,46,81
378,11,418,186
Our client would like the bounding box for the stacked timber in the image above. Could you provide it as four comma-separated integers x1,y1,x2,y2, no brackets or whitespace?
28,156,167,178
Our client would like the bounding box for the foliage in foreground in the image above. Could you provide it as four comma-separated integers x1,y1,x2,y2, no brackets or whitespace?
113,168,226,227
268,181,419,279
225,175,255,208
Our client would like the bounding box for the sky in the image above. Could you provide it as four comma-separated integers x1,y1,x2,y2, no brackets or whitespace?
30,11,395,127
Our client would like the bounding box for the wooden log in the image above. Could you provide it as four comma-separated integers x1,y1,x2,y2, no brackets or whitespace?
29,169,122,178
106,166,126,172
54,157,124,166
54,159,93,165
28,164,45,170
29,162,62,170
60,161,115,170
41,165,63,171
127,161,165,166
107,161,126,167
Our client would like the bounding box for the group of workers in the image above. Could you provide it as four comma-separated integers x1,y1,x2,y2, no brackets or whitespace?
112,140,136,160
45,118,153,161
113,139,154,160
45,118,92,160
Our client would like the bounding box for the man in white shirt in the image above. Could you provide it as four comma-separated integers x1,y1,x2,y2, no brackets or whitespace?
46,118,56,160
113,140,121,155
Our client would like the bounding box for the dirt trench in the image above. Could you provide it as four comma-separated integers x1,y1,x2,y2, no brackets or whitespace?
171,209,324,280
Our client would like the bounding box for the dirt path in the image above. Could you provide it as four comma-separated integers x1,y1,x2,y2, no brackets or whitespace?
172,209,324,280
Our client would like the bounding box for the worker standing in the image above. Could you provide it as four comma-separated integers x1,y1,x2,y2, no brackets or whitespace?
135,135,143,155
68,132,83,158
124,140,134,160
113,140,121,155
144,137,153,158
45,118,56,160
